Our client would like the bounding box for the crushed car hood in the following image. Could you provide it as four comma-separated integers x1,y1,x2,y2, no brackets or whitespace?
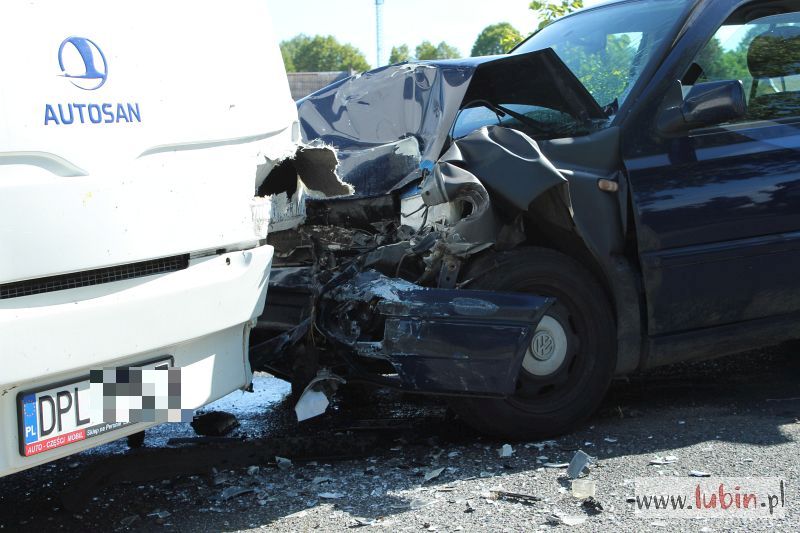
296,48,606,196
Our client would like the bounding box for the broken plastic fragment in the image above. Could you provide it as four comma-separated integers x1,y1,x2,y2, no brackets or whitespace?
276,456,292,470
567,450,593,479
318,492,345,499
571,479,596,499
294,370,346,422
689,470,712,477
294,389,330,423
543,462,570,469
498,444,514,458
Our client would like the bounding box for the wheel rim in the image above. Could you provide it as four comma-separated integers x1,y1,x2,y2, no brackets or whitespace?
523,315,568,377
510,295,588,412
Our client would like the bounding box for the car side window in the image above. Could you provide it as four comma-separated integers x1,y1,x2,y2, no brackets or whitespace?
686,9,800,123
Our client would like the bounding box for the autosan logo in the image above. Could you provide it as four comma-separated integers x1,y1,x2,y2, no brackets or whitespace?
45,36,142,126
58,36,107,90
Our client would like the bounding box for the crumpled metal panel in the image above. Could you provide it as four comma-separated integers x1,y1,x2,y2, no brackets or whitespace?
430,126,568,213
296,63,471,195
322,271,553,396
296,49,604,196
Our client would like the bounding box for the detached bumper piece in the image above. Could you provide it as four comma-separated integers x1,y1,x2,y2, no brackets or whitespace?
320,271,553,397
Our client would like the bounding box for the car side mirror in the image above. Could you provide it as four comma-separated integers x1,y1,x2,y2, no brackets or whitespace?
657,80,747,136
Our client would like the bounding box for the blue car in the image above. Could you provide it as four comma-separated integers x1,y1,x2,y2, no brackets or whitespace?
254,0,800,439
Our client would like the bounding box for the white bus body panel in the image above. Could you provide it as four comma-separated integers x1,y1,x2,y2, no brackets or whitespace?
0,1,298,476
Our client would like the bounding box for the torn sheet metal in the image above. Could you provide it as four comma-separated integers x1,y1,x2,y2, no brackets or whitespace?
318,270,553,396
297,49,605,196
427,126,568,213
259,143,355,233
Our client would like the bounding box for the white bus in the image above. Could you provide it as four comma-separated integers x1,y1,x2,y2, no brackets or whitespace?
0,1,298,477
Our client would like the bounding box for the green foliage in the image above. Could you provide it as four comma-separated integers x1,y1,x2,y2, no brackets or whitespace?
549,34,638,107
416,41,461,60
471,22,524,57
280,34,370,73
389,44,411,64
530,0,584,30
695,27,763,85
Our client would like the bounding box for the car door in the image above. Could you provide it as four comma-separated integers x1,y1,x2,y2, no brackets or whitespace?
622,1,800,340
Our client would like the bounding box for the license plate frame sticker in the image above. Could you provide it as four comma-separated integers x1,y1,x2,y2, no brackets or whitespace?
17,356,173,457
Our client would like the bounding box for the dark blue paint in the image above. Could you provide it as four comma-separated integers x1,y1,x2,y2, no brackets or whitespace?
622,0,800,336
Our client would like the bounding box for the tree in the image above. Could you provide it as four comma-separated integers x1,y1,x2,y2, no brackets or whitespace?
530,0,584,30
416,41,461,60
389,44,410,64
280,35,370,73
279,34,311,73
472,22,524,57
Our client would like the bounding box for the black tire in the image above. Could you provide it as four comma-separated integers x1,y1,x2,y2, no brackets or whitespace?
449,247,616,440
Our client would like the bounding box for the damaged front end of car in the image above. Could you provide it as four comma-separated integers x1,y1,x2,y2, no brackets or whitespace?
250,49,617,420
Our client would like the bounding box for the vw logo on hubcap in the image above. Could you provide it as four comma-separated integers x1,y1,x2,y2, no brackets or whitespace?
532,331,556,361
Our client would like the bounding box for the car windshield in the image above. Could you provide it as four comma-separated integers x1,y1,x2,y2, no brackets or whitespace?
454,0,690,140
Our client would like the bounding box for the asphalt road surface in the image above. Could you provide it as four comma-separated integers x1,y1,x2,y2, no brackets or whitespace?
2,345,800,532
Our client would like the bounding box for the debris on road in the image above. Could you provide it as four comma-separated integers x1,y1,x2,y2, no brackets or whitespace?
649,455,679,465
546,512,587,527
571,479,596,499
352,517,378,527
120,515,139,527
582,497,604,515
424,467,445,482
294,370,346,422
527,440,557,451
220,486,255,501
543,462,570,469
276,456,293,470
190,411,239,437
689,470,712,477
486,489,542,506
604,437,618,443
319,492,345,499
567,450,593,479
499,444,514,458
147,510,172,520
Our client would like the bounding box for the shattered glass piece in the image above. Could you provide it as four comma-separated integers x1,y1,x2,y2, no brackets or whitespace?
220,486,254,501
424,467,445,482
318,492,345,499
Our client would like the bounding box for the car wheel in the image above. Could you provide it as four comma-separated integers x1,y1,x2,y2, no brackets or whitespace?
449,247,616,440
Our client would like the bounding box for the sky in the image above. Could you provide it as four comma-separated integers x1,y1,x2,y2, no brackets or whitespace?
266,0,606,67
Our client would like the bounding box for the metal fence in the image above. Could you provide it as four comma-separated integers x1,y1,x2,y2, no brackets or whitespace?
287,71,353,101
